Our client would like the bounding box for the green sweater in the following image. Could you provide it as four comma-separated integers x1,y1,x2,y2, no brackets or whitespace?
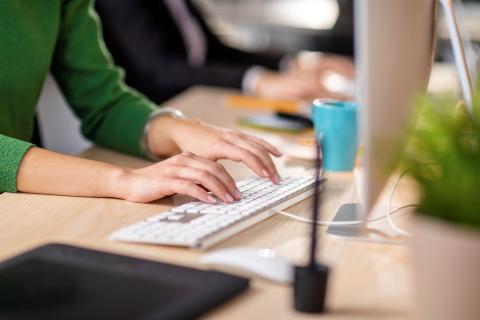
0,0,157,192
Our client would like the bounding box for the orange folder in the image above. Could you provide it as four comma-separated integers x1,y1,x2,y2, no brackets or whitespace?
225,95,300,113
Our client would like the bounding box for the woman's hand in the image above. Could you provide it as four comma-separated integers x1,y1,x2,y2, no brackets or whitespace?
148,117,283,184
120,151,242,204
16,147,242,204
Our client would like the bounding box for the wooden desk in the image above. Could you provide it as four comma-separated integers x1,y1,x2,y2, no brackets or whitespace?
0,86,414,319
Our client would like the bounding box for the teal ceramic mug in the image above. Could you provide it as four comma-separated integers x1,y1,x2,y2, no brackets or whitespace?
311,100,359,171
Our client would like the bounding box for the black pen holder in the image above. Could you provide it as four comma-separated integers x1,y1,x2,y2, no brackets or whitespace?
293,263,329,313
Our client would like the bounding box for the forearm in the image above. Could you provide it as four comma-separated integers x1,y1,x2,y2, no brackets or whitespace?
15,146,244,204
16,147,127,199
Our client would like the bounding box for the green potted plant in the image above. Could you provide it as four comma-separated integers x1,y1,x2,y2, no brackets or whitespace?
402,93,480,320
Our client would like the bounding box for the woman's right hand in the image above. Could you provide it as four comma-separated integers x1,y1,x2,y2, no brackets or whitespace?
119,151,242,204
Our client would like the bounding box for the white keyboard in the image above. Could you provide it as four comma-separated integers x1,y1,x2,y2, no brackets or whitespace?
110,177,318,249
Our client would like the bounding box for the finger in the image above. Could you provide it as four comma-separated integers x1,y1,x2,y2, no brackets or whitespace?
288,81,319,100
224,135,280,183
240,133,283,157
317,63,355,79
172,152,240,200
244,142,280,183
217,141,272,181
288,79,318,94
267,78,315,100
165,178,217,204
330,60,355,78
197,161,242,200
171,166,235,203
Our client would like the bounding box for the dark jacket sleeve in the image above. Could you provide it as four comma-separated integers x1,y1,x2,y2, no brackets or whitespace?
94,0,282,104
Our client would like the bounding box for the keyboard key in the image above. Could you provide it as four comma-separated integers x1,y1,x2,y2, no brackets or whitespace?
147,211,175,222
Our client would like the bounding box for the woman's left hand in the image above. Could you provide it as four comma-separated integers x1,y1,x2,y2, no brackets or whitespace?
148,117,283,183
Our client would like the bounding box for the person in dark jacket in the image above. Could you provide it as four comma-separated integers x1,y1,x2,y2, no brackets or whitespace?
95,0,354,103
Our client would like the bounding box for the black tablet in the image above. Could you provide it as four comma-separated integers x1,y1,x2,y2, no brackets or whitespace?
0,243,249,320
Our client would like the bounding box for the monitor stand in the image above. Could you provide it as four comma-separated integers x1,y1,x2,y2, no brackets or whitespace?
326,203,366,238
326,203,404,242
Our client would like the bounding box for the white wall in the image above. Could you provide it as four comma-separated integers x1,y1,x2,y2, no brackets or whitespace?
36,75,92,154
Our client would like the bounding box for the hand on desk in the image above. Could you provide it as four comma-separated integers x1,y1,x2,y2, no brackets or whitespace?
255,71,319,101
123,116,282,203
121,151,240,204
255,52,355,101
291,52,355,80
292,52,355,101
16,116,282,204
149,117,282,182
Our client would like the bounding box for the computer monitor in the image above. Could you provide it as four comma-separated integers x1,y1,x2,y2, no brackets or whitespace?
327,0,476,240
327,0,438,239
357,0,438,214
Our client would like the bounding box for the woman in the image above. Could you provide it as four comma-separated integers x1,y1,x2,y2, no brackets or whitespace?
0,0,281,204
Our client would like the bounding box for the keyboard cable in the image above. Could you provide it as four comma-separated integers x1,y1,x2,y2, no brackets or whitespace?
275,167,424,237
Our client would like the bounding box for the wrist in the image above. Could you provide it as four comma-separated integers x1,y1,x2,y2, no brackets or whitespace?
143,108,186,159
105,166,132,200
148,116,181,157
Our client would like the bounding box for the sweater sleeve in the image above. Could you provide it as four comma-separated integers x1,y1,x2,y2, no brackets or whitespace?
51,0,156,157
0,134,33,193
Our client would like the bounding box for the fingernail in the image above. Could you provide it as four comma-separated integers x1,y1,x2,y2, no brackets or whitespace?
262,169,269,178
234,189,242,199
225,193,234,203
207,195,217,204
274,173,281,184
